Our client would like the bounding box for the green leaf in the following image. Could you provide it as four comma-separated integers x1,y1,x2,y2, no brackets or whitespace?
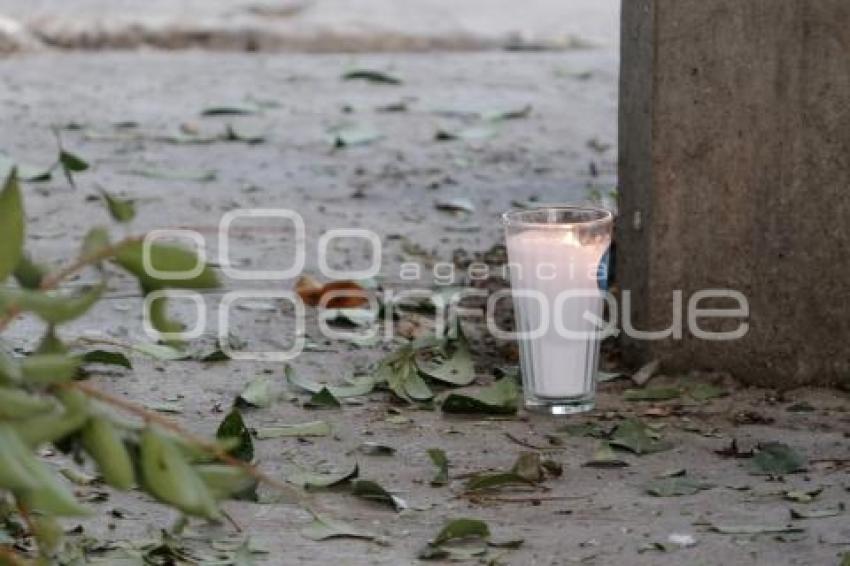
81,227,111,260
35,325,67,355
750,442,807,475
0,169,25,282
304,387,341,409
201,104,261,116
59,150,89,187
609,419,672,455
511,452,544,483
789,504,844,520
98,188,136,223
433,518,490,545
300,514,375,541
286,365,374,399
195,464,258,501
427,448,449,486
329,125,382,148
464,472,533,492
236,375,280,408
114,241,219,290
13,254,47,289
342,69,402,85
480,104,532,121
644,477,714,497
146,294,184,340
0,342,22,384
356,442,396,456
709,523,804,535
123,167,217,182
81,349,132,369
288,460,358,489
441,378,518,415
130,341,186,360
21,353,81,385
435,125,497,142
623,387,681,402
351,479,406,511
253,421,331,439
687,383,728,401
416,332,475,386
216,409,254,462
582,442,629,468
0,284,104,325
375,345,433,403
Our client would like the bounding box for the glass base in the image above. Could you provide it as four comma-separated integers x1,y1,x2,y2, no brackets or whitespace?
524,394,594,415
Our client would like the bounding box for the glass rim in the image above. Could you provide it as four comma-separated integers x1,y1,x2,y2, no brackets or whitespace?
501,205,614,229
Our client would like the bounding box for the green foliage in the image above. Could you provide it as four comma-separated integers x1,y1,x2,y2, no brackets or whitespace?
0,169,25,282
0,174,252,561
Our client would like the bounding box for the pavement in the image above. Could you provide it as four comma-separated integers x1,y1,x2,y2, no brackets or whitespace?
0,46,848,565
0,0,620,53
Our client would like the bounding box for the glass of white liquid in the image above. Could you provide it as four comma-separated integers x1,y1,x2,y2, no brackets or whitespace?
502,206,613,415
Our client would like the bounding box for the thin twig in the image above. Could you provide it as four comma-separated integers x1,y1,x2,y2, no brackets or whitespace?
0,236,141,332
38,237,140,291
67,381,314,512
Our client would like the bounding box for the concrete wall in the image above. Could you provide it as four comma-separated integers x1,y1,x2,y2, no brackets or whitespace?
618,0,850,387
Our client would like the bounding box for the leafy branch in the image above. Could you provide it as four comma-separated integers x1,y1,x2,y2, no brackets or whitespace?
0,168,308,561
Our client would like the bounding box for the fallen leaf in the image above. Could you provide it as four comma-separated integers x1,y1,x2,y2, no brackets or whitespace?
123,167,217,182
441,378,518,415
130,342,186,360
464,472,534,492
710,523,805,535
687,383,728,401
81,350,132,369
288,460,358,489
286,365,375,399
300,514,375,541
645,477,713,497
750,442,807,475
356,442,396,456
427,448,449,486
304,387,341,409
216,409,254,462
433,518,490,545
784,487,822,503
631,359,660,386
201,104,261,116
351,479,406,511
254,421,331,439
624,387,681,402
790,504,844,520
480,104,532,121
236,375,284,408
295,276,368,308
434,125,497,142
342,69,402,85
416,331,475,386
329,125,382,148
583,442,629,468
609,419,672,455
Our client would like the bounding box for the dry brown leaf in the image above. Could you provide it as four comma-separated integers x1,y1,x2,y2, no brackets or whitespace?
295,276,368,308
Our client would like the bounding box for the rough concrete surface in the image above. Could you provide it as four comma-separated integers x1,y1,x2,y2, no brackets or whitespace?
0,0,620,52
0,48,848,565
617,0,850,388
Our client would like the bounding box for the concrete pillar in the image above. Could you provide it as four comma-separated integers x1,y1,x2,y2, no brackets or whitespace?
617,0,850,387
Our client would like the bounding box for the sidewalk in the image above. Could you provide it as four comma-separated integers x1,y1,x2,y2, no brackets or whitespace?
0,0,619,53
